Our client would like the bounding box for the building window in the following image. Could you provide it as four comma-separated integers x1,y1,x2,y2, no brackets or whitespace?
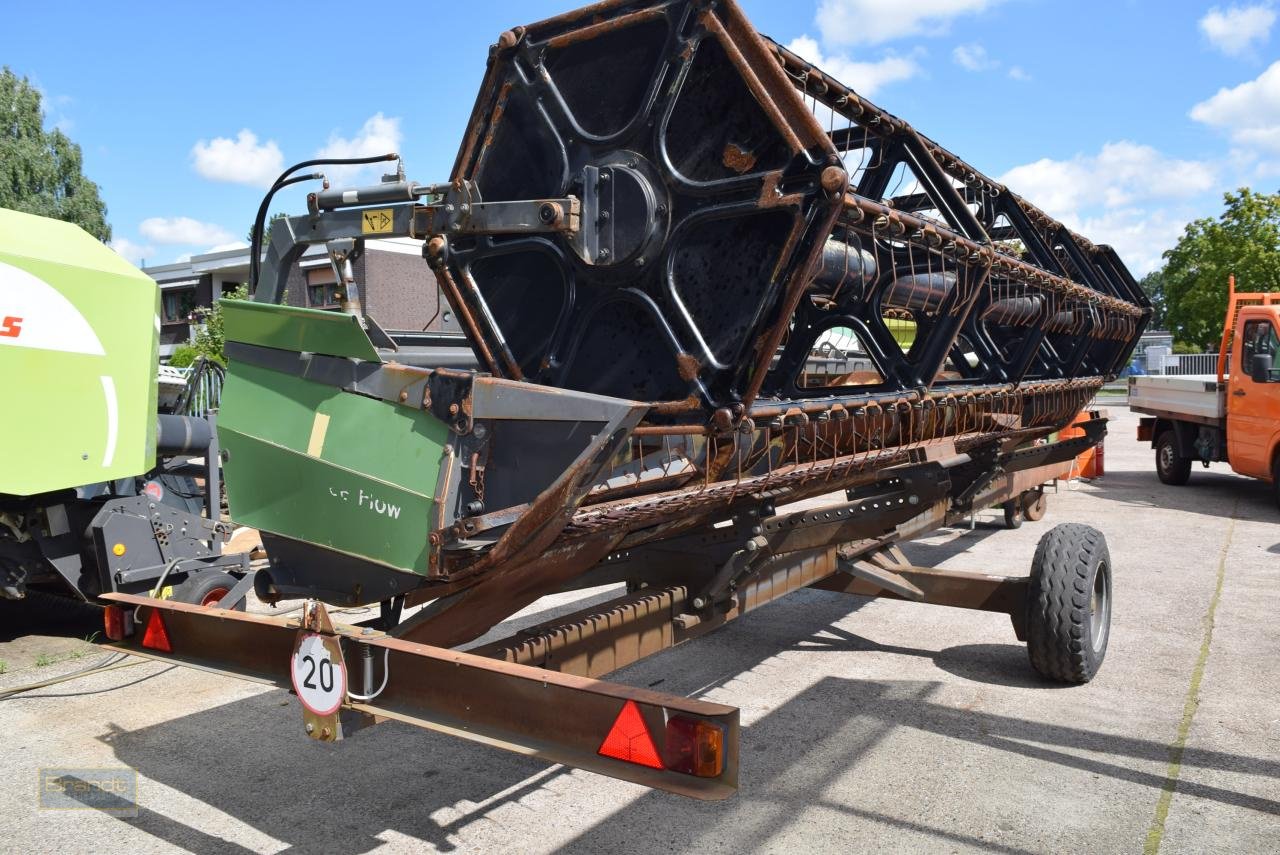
220,280,246,298
162,288,197,323
306,269,342,310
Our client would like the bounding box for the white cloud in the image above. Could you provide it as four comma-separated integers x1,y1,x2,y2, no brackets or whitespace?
139,216,236,246
1190,60,1280,158
999,142,1219,275
109,238,154,266
1199,4,1275,56
1073,208,1194,279
191,129,284,187
786,36,922,98
1007,65,1030,81
952,43,996,71
314,113,403,186
1000,142,1216,213
816,0,1004,47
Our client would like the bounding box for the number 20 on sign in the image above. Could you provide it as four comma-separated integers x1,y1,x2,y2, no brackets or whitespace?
291,632,347,716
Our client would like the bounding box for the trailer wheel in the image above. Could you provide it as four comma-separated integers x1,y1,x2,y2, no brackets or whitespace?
176,571,244,610
1002,499,1024,529
1025,523,1111,683
1022,489,1048,521
1155,430,1191,486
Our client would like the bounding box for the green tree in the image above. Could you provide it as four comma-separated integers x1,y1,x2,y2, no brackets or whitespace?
0,68,110,240
1138,268,1168,330
185,284,249,365
1163,188,1280,349
247,212,288,246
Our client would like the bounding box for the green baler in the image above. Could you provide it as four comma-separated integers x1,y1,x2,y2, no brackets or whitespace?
0,208,246,604
0,208,157,493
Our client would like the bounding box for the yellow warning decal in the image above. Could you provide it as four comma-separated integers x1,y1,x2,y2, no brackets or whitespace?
361,208,394,234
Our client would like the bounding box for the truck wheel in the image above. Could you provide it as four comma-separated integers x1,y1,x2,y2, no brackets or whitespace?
1025,523,1111,683
1273,458,1280,511
1002,499,1024,529
176,571,244,610
1022,489,1048,521
1155,430,1191,486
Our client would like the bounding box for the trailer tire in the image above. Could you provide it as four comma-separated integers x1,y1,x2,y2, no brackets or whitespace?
1025,523,1111,683
1155,430,1191,486
1002,499,1024,529
176,571,244,610
1022,489,1048,521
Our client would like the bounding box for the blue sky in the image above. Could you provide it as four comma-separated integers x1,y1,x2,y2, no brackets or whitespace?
4,0,1278,276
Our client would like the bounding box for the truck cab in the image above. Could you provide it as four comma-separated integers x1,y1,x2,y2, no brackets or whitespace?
1130,284,1280,507
1226,307,1280,480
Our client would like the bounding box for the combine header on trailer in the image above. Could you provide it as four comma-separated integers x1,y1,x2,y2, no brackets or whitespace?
101,0,1149,799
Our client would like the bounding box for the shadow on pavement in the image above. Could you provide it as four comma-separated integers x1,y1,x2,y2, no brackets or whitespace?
93,588,869,853
554,675,1280,854
1074,465,1276,524
85,573,1280,853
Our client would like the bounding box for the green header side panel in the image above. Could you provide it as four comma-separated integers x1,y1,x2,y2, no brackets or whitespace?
218,310,449,576
222,300,380,361
0,208,158,496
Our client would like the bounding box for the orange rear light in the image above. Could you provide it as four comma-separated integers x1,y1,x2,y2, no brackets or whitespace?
597,700,663,769
103,604,133,641
665,715,725,778
140,608,172,652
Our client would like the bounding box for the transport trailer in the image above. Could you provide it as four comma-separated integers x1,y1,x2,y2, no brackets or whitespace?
100,441,1107,800
97,0,1146,799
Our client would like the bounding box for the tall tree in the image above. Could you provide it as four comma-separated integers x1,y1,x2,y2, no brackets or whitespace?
0,67,110,241
1163,188,1280,350
1138,268,1168,330
246,212,288,246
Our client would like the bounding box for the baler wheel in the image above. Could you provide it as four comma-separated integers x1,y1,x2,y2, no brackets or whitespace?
1024,523,1111,683
177,572,245,611
1001,499,1024,529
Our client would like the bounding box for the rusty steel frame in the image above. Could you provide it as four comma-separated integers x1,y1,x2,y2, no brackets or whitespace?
99,591,739,799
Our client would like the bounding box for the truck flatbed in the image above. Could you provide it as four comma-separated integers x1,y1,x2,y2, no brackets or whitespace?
1129,374,1225,425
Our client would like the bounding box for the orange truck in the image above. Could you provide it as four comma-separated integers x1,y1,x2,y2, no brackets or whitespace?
1130,279,1280,507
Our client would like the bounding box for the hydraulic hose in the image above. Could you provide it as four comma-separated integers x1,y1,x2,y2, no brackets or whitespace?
248,152,400,294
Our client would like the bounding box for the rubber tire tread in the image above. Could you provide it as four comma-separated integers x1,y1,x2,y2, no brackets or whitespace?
1025,523,1110,683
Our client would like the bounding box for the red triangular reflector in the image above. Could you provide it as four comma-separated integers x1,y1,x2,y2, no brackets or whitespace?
598,700,663,769
141,609,172,652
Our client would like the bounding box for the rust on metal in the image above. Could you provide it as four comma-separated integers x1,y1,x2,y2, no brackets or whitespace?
721,143,758,174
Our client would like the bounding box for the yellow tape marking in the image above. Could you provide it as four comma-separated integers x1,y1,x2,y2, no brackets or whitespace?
307,413,331,458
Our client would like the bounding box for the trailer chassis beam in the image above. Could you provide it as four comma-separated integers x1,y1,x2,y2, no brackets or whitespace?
99,592,738,799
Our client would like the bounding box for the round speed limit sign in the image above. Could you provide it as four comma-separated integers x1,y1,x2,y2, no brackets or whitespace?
291,633,346,715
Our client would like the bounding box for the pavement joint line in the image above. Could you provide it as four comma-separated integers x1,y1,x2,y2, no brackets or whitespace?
1142,501,1237,855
